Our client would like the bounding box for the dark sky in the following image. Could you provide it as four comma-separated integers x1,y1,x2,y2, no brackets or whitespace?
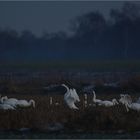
0,1,125,36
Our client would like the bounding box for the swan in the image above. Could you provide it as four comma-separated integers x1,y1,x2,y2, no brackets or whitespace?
98,99,119,107
93,91,102,104
65,90,79,110
62,84,79,110
119,94,133,112
119,94,132,105
125,102,140,112
16,99,35,108
0,96,18,107
66,88,79,109
0,104,15,110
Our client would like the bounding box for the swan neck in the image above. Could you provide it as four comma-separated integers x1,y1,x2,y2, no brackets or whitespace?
30,100,35,108
62,84,69,92
93,91,96,101
0,98,4,103
1,96,7,103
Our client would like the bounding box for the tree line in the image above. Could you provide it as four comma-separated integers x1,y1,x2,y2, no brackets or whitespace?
0,2,140,63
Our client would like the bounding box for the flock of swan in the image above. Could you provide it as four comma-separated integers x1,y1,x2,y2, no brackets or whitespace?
62,84,140,112
1,83,140,113
0,95,35,110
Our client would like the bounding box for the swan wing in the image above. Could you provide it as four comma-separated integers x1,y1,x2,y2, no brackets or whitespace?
99,101,113,106
8,98,18,102
3,100,17,107
0,104,15,110
96,99,102,103
65,97,79,109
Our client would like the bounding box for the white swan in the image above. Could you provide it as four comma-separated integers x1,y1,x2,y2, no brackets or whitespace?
98,99,119,107
119,94,132,106
16,99,35,108
119,94,133,112
0,104,15,110
65,87,79,110
125,102,140,112
93,91,102,104
62,84,79,110
0,96,18,107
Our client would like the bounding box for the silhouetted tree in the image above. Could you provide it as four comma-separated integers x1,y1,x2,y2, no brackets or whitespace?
110,2,140,59
70,11,107,47
0,2,140,63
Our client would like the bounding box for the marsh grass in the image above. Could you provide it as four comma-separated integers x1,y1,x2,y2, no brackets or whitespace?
0,94,139,133
0,74,140,132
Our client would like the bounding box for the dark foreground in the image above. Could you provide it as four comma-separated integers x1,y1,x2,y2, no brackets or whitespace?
0,94,140,139
1,130,140,139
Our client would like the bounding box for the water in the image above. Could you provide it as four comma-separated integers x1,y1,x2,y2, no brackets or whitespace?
0,131,140,139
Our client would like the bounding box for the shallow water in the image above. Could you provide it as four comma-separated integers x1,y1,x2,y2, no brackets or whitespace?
0,131,140,139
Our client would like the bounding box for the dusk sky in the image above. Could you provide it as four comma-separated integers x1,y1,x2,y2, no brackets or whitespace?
0,1,128,36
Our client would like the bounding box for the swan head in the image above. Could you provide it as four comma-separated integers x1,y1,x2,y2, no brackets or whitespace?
62,84,69,92
30,99,35,108
92,90,96,102
61,84,67,87
93,90,96,98
93,90,96,95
